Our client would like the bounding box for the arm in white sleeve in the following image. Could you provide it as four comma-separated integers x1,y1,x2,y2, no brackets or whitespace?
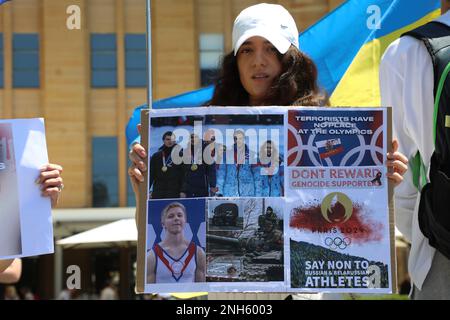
379,38,433,242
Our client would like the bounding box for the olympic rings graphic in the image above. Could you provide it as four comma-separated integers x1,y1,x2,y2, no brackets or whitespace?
324,237,351,250
287,121,384,167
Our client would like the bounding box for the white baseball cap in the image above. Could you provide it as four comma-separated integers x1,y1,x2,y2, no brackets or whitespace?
232,3,300,56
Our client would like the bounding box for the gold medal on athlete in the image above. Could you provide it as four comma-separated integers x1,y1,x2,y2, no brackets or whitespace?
191,164,198,171
162,152,170,173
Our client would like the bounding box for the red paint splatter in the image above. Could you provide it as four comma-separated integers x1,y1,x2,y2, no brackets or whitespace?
289,201,383,244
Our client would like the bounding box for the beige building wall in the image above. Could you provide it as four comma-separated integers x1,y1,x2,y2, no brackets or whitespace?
42,0,91,207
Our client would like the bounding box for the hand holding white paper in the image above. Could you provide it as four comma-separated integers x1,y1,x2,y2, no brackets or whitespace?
0,118,53,259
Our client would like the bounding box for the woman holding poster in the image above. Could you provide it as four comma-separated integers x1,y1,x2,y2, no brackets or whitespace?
129,2,410,297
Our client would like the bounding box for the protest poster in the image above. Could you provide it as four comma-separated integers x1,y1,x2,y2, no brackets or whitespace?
286,108,395,293
0,118,54,259
135,107,395,294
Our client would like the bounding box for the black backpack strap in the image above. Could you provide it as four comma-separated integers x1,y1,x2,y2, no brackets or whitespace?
403,21,450,96
403,22,450,166
400,23,450,191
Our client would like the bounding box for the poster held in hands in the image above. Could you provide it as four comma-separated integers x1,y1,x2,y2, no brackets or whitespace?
135,107,395,294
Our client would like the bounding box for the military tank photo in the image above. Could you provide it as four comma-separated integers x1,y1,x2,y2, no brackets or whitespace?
212,203,239,226
206,200,284,282
209,201,244,231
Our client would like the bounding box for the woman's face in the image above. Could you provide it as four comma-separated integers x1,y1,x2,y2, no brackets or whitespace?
162,206,186,234
237,36,282,106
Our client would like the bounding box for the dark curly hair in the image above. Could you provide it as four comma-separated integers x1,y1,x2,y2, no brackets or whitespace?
208,46,327,107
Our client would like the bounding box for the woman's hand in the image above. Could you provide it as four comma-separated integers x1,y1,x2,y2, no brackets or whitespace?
128,124,147,194
128,142,147,193
387,140,408,187
36,164,63,208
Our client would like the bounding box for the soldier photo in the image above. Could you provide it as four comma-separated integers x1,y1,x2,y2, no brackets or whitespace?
206,199,284,282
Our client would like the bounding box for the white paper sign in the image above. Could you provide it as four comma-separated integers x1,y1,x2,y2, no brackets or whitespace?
0,118,54,259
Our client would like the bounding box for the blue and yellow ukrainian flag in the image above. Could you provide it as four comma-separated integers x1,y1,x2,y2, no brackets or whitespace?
126,0,440,146
0,0,11,5
319,0,440,106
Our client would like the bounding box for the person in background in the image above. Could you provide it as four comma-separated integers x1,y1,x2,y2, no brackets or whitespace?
99,279,118,300
379,0,450,300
